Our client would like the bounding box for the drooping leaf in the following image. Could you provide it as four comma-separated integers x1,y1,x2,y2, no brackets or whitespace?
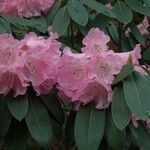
6,94,28,121
107,23,119,44
75,103,105,150
65,111,76,150
52,6,70,35
41,91,64,124
82,0,115,18
2,15,47,33
128,32,138,49
46,0,62,25
25,96,52,147
0,18,12,34
123,71,150,120
67,0,88,26
111,86,130,130
121,36,132,52
129,22,145,44
113,64,134,85
105,112,129,150
0,95,12,137
143,47,150,61
113,1,133,24
5,120,27,150
125,0,150,16
144,0,150,8
130,123,150,150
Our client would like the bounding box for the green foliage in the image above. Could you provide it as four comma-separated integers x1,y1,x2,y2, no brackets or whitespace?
0,0,150,149
111,85,130,130
123,72,150,120
6,94,28,121
75,103,105,150
25,95,52,147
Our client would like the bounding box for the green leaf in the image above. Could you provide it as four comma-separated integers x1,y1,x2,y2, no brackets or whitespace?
41,91,64,124
67,0,88,26
46,0,62,25
111,86,130,130
129,22,145,44
5,120,27,150
113,1,133,24
0,18,12,34
123,71,150,120
2,15,48,33
130,123,150,150
6,94,28,121
144,0,150,8
105,113,129,150
113,64,134,85
75,103,105,150
107,23,119,44
65,111,76,150
121,36,132,52
143,47,150,61
25,96,52,147
52,6,70,35
0,95,12,137
82,0,115,18
125,0,150,16
128,32,138,49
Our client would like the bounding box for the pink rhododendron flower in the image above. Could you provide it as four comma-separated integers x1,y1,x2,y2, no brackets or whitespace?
0,0,55,18
138,17,149,35
87,51,122,84
131,114,140,128
115,44,145,74
115,44,141,65
0,34,28,96
81,28,110,55
71,79,112,109
57,48,89,89
19,32,61,95
105,3,113,10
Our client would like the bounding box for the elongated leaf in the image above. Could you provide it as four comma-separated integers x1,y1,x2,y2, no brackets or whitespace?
129,22,145,44
121,36,132,52
2,15,47,33
125,0,150,16
46,0,62,25
144,0,150,8
123,71,150,120
6,94,28,121
75,103,105,150
41,91,64,124
52,6,70,35
128,32,137,49
107,23,119,44
143,47,150,61
25,96,52,147
5,120,27,150
0,18,12,34
113,1,133,24
67,0,88,26
105,113,129,150
130,124,150,150
82,0,115,18
111,86,130,130
65,111,76,150
0,95,12,137
113,64,134,85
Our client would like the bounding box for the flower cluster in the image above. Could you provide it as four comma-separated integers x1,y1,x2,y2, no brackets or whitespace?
0,31,61,97
0,0,55,18
0,27,143,110
57,28,143,110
